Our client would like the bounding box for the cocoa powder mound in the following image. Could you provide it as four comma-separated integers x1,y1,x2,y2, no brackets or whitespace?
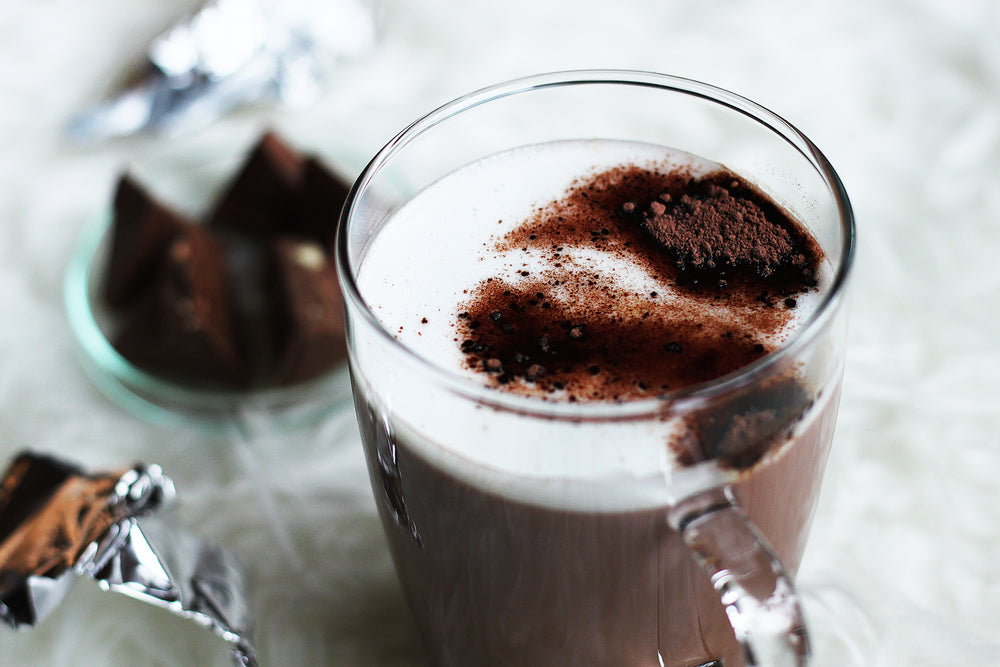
623,176,822,299
638,184,795,276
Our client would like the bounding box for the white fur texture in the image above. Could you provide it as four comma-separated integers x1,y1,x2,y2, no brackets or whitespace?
1,0,999,664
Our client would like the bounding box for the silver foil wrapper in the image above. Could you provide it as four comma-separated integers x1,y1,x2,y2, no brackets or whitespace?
67,0,377,142
0,452,257,666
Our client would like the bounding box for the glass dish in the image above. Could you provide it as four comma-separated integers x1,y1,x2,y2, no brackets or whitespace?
64,213,353,434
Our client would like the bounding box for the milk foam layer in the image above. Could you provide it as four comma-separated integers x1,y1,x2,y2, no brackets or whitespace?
354,139,828,510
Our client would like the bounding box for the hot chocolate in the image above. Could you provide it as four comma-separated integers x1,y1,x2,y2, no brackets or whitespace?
350,139,841,665
353,385,839,666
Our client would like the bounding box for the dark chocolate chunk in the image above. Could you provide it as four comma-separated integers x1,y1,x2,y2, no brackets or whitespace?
113,226,251,387
103,175,193,309
269,238,347,385
209,132,305,236
0,453,121,588
209,135,351,249
104,132,353,390
296,156,352,250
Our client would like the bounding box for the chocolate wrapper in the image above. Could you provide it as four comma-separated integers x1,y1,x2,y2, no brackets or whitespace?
0,452,257,666
67,0,377,141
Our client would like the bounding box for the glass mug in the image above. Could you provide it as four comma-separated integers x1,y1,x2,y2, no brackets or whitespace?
337,71,854,666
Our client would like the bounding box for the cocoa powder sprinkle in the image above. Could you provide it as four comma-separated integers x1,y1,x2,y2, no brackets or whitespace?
453,163,823,411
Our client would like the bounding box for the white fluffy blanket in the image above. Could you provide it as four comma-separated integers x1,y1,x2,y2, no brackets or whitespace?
1,0,998,664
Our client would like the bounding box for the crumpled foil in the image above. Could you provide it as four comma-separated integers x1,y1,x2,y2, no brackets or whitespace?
0,452,257,666
66,0,377,142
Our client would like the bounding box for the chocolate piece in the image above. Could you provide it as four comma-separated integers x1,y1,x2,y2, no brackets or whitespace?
297,156,352,250
0,452,259,666
0,453,121,586
103,132,351,390
210,133,351,246
103,175,192,309
209,132,305,236
269,238,347,385
113,226,251,387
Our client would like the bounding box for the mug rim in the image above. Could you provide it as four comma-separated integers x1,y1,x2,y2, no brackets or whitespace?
335,69,856,421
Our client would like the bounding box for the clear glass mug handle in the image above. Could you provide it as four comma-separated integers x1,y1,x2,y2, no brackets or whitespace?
667,485,811,667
